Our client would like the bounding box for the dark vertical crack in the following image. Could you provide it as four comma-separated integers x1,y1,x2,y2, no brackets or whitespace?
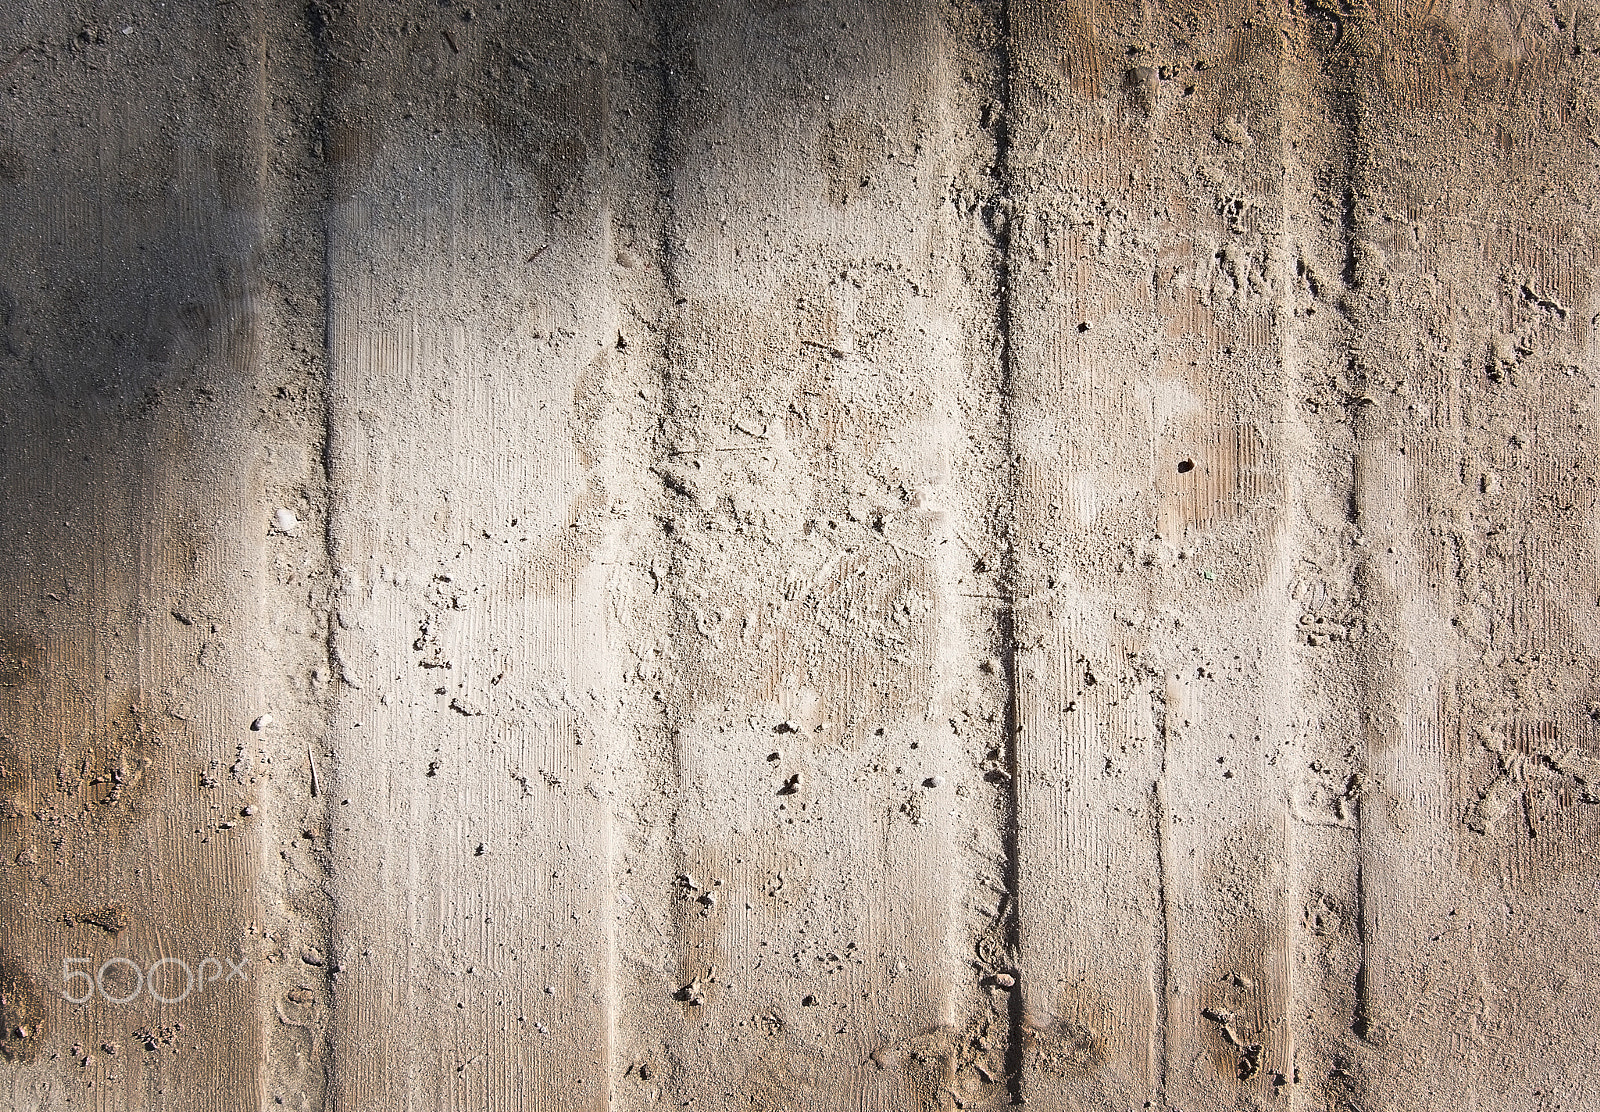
996,601,1026,1107
1308,0,1381,1055
993,1,1026,1104
647,0,688,812
303,0,340,583
304,0,341,738
644,0,698,1087
649,0,687,301
297,0,341,1103
1150,702,1172,1101
1351,836,1372,1040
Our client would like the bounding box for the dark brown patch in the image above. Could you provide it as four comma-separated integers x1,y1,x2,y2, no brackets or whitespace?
1197,948,1276,1088
0,143,24,185
65,902,130,934
1415,19,1462,69
1014,0,1106,102
819,112,888,207
55,705,163,822
0,955,43,1063
1023,1015,1104,1078
868,1025,961,1110
0,629,40,691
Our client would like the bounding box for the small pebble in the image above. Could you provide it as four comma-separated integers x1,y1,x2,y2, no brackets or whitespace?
271,508,300,535
924,775,945,789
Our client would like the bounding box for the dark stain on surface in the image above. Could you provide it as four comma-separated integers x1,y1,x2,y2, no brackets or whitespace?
64,902,131,934
0,955,43,1063
1022,1015,1104,1078
58,709,162,818
868,1025,961,1110
0,629,40,693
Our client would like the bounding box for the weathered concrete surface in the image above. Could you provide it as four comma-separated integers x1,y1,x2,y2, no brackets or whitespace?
1006,6,1303,1107
313,3,643,1108
3,1,1600,1110
0,3,277,1110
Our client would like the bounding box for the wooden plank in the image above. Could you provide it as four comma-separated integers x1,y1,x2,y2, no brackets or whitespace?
1007,3,1302,1105
621,2,1007,1108
314,3,650,1108
0,5,269,1109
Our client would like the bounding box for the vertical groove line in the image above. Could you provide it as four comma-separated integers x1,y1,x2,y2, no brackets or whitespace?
995,1,1027,1104
1275,26,1301,1092
302,0,341,1104
1153,751,1171,1103
647,0,694,1088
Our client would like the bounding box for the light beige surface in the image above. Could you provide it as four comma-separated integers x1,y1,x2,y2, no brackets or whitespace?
3,2,1599,1110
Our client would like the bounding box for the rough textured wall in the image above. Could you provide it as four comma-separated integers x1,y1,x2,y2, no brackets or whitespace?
2,1,1598,1110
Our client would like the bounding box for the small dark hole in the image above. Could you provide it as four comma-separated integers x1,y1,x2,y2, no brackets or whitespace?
1177,459,1195,474
1077,322,1090,332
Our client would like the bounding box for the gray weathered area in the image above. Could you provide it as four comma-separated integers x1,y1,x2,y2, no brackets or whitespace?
4,1,1599,1109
